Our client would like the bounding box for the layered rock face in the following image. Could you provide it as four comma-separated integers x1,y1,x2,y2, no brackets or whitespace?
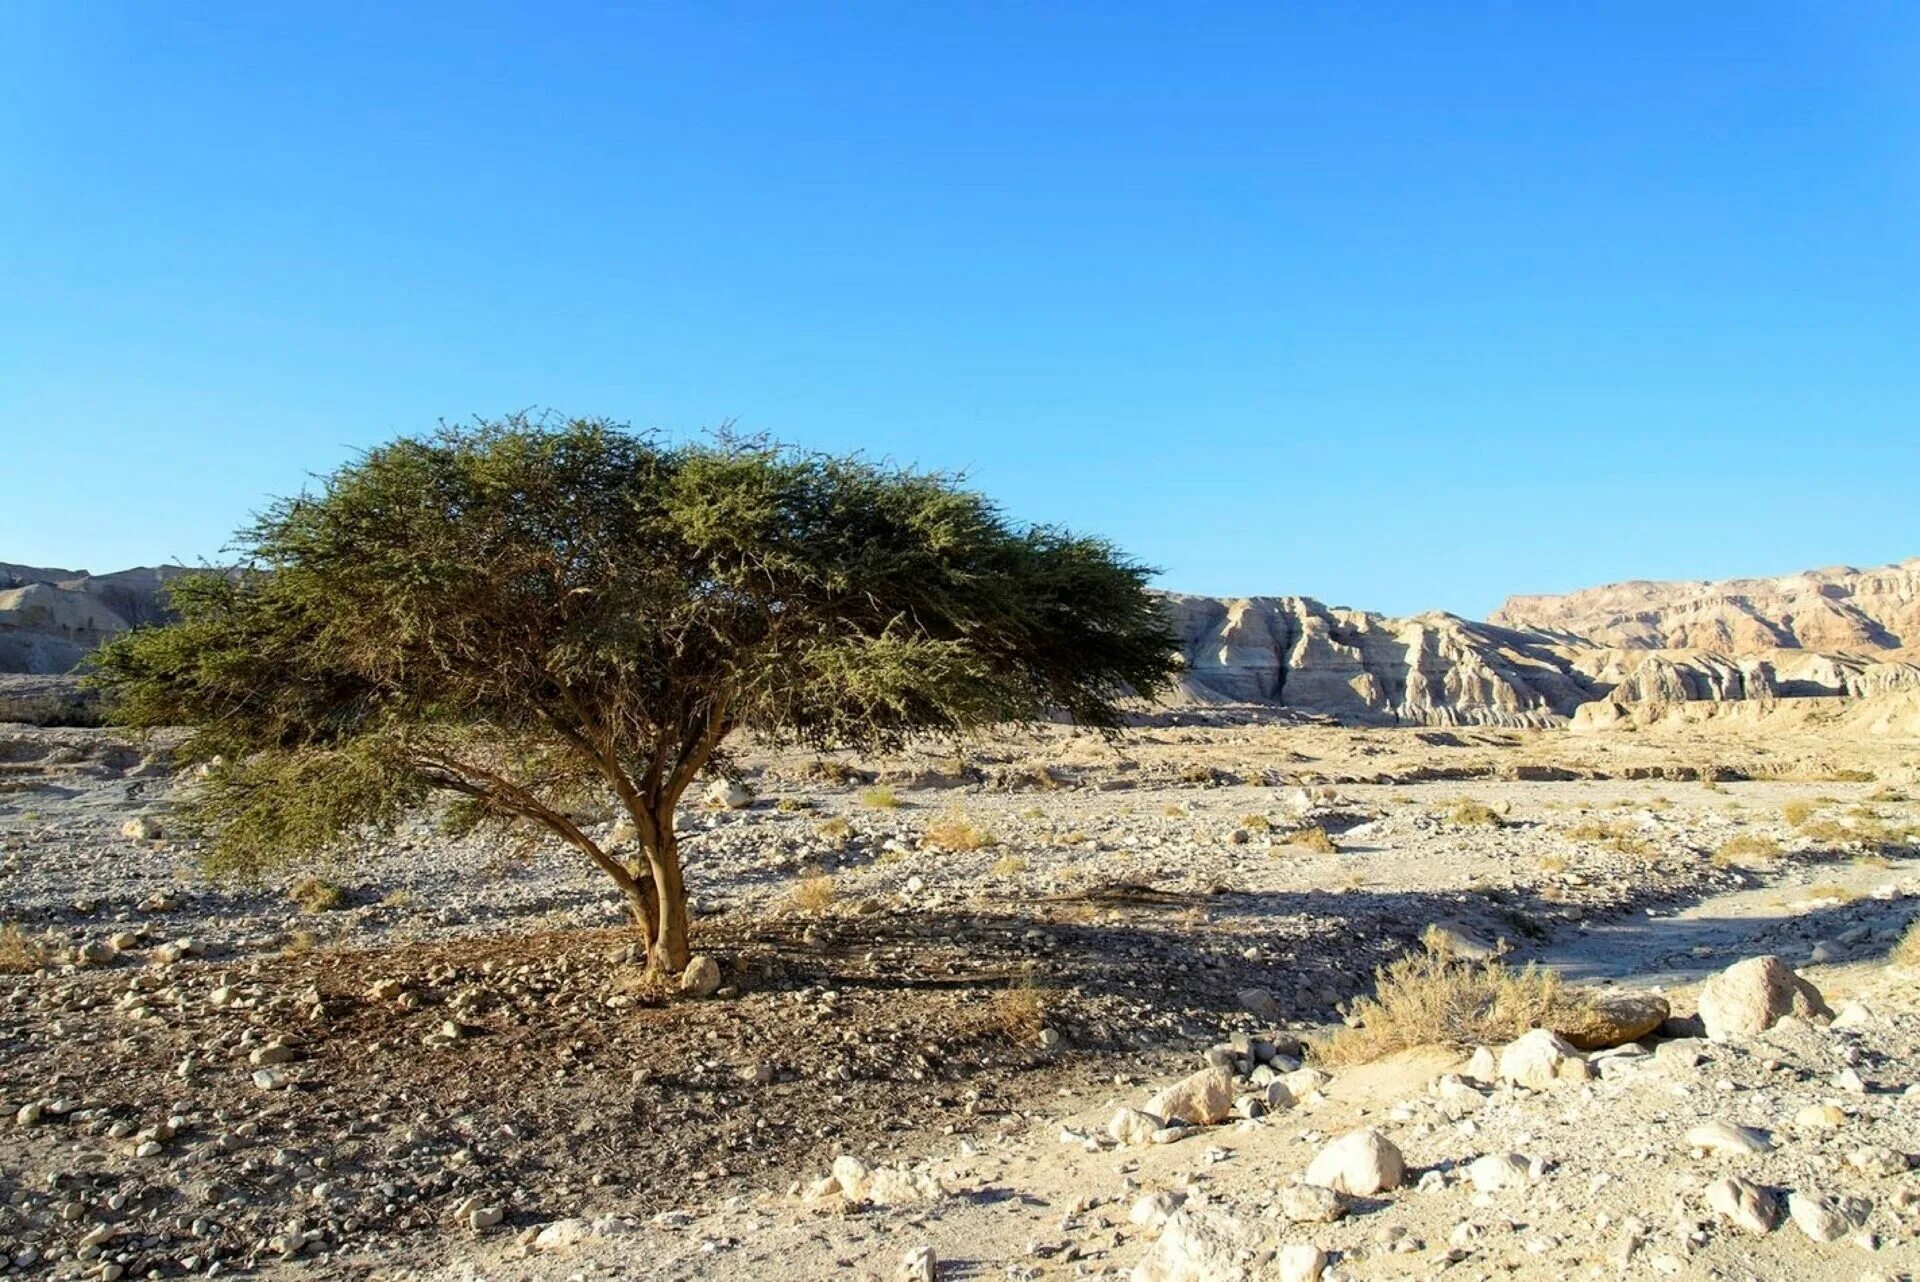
0,564,187,674
1491,559,1920,651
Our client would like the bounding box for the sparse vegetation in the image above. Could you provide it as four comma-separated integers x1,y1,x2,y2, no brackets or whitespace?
88,416,1176,975
922,811,996,852
1564,820,1656,858
1448,799,1503,827
1894,918,1920,967
1795,882,1859,905
788,872,836,914
990,853,1029,878
0,923,54,973
1176,763,1219,785
1284,825,1338,854
815,816,853,846
289,875,350,912
1783,800,1819,828
963,980,1060,1043
1319,947,1593,1066
1238,813,1271,831
775,796,813,813
1713,834,1783,867
859,786,902,810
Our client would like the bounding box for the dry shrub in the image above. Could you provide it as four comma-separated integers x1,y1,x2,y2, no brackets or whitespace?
814,816,853,846
1823,768,1876,783
859,786,901,810
1318,949,1593,1066
922,811,995,852
804,759,860,785
1712,834,1782,867
961,981,1059,1042
1176,763,1219,785
1239,813,1272,832
1894,919,1920,967
1796,883,1859,905
1284,825,1337,854
289,875,349,913
0,923,55,974
1536,853,1570,874
1783,800,1818,828
990,854,1028,877
789,873,836,914
1448,799,1503,827
775,796,813,813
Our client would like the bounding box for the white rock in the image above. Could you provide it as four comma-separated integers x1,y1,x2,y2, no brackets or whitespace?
1704,1177,1778,1235
679,955,722,998
1684,1121,1773,1156
1304,1128,1405,1196
532,1218,592,1250
1788,1191,1866,1243
1497,1029,1585,1089
1848,1145,1909,1178
898,1244,937,1281
1279,1184,1346,1223
1467,1152,1532,1192
1146,1067,1236,1126
1277,1242,1327,1282
1129,1189,1185,1229
1108,1107,1163,1146
704,779,752,809
1130,1207,1254,1282
1696,956,1831,1041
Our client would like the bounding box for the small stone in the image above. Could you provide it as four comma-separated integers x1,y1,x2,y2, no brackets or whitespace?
1704,1177,1779,1235
1467,1152,1532,1192
1684,1121,1773,1156
1108,1107,1162,1146
679,955,722,998
1498,1029,1584,1089
1129,1189,1185,1228
1848,1145,1909,1178
898,1244,936,1281
1277,1242,1328,1282
1280,1184,1347,1223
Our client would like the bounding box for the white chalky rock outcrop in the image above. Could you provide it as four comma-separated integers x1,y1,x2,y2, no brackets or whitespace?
1276,1242,1328,1282
1466,1152,1532,1192
1108,1107,1163,1146
1146,1067,1236,1127
1696,956,1832,1041
1304,1128,1405,1197
823,1155,946,1206
1684,1121,1773,1156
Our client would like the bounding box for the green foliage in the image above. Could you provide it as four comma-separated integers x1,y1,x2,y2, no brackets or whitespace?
89,416,1175,946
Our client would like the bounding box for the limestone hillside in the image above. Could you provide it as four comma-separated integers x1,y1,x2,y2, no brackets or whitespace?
1492,558,1920,652
9,557,1920,728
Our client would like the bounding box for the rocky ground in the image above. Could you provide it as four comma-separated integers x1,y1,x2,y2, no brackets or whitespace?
2,714,1918,1280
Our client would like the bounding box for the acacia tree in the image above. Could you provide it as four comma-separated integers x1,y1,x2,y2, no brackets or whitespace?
92,417,1176,974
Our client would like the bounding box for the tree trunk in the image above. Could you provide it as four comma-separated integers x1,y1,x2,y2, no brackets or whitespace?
646,823,693,975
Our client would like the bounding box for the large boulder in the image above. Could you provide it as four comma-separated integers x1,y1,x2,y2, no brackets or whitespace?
1696,956,1831,1041
1555,991,1670,1051
1303,1128,1404,1197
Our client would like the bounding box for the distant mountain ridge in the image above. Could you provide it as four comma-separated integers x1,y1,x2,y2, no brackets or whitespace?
6,556,1919,727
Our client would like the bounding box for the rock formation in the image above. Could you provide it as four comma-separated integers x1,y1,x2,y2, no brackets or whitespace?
0,563,189,674
1491,558,1920,651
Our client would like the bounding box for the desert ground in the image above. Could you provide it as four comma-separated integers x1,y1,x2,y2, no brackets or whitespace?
3,705,1919,1281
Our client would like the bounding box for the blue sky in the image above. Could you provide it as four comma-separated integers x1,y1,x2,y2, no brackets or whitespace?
4,3,1917,617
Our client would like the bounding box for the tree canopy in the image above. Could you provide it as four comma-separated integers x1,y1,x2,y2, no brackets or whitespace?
91,416,1177,972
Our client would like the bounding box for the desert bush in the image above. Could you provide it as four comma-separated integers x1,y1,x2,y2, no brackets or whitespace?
1239,813,1272,832
1712,834,1782,867
1448,799,1503,827
1796,883,1859,905
815,816,853,846
1284,825,1337,854
1318,948,1593,1066
775,796,813,813
289,875,349,912
922,811,995,852
1563,820,1654,857
0,924,55,974
961,980,1060,1042
1823,768,1876,783
860,786,902,810
1176,763,1219,785
788,873,836,914
1894,919,1920,967
1783,800,1819,828
990,853,1028,877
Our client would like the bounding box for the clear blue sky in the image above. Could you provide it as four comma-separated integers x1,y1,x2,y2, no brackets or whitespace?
4,3,1917,617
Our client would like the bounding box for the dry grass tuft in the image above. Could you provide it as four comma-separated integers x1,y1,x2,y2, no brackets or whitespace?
1448,799,1504,827
1712,834,1783,868
922,811,996,852
1283,825,1338,854
0,923,55,974
789,872,836,914
814,816,853,846
1795,882,1860,905
775,796,813,813
1239,813,1272,832
1894,918,1920,968
990,853,1029,878
1318,949,1593,1066
859,786,901,810
1783,800,1819,828
289,875,350,913
961,981,1060,1042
